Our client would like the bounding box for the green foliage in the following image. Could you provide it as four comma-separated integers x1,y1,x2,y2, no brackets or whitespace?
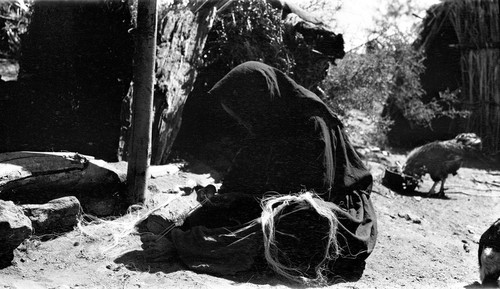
319,38,423,146
371,0,423,43
0,0,31,58
322,35,429,123
320,0,470,147
318,9,425,146
201,0,293,75
300,0,342,27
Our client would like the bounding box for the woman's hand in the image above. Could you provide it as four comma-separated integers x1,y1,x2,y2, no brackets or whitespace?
196,184,217,203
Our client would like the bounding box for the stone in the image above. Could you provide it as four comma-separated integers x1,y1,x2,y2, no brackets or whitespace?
0,200,32,267
21,196,80,234
397,212,422,224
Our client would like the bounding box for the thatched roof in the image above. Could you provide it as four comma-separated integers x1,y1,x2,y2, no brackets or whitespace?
415,0,500,153
416,0,500,51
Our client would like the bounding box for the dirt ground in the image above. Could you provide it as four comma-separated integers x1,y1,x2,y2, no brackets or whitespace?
1,135,499,289
1,91,500,289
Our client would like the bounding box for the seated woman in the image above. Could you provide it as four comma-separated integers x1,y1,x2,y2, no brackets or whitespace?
141,61,377,283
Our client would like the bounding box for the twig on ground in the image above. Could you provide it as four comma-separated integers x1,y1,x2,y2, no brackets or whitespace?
371,189,391,198
447,186,500,196
471,178,500,188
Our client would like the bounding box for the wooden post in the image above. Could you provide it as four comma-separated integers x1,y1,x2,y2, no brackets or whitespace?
126,0,158,205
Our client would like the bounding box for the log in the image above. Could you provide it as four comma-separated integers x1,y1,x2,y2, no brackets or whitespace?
0,151,125,216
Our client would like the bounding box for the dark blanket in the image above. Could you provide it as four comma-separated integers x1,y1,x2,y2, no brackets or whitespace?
171,61,377,282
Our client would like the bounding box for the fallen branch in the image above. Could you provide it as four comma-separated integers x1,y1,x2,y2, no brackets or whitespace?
0,151,125,216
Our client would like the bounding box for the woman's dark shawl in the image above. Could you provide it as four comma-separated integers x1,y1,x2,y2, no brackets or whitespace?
173,61,377,280
208,61,373,195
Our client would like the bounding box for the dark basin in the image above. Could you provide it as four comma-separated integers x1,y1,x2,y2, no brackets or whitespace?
382,167,419,193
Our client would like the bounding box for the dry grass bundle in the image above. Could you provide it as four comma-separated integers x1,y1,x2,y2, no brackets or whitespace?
260,191,339,285
449,0,499,47
74,193,181,257
74,206,149,257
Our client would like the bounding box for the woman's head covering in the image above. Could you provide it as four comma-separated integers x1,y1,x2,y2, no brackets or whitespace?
210,61,371,195
208,61,342,136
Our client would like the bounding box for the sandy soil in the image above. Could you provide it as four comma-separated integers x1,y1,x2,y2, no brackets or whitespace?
0,147,499,289
1,109,500,289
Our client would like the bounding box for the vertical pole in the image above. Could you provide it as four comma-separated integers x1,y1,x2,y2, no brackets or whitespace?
126,0,158,205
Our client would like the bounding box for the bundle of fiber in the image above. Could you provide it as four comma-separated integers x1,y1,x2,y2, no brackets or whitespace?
260,191,339,285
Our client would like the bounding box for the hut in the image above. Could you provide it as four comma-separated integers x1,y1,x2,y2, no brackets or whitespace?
409,0,500,154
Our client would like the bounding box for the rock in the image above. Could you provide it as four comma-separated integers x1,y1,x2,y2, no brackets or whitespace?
0,200,32,267
411,217,422,224
397,212,422,224
466,225,475,234
462,240,471,253
21,196,80,234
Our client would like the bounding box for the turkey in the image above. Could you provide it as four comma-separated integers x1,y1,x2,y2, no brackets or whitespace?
402,133,482,197
479,218,500,287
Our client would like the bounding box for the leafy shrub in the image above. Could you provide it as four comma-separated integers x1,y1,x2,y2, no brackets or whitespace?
319,36,424,146
0,0,31,58
201,0,293,76
324,33,430,117
319,0,470,147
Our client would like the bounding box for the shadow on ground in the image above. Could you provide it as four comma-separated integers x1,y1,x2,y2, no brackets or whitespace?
464,281,499,288
114,250,184,274
113,249,362,288
394,189,453,200
114,250,295,287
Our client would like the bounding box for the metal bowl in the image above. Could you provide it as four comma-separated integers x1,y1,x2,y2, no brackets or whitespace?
382,167,419,193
